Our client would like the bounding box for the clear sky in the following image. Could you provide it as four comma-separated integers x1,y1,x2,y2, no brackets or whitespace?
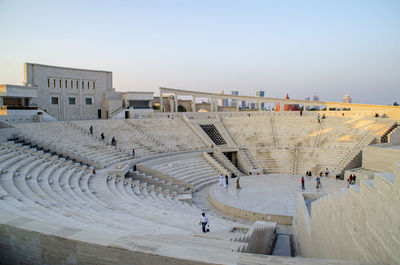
0,0,399,104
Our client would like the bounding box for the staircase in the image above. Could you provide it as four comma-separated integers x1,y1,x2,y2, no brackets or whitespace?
290,147,299,175
313,119,325,148
332,118,384,174
124,120,171,152
381,123,399,143
269,117,279,147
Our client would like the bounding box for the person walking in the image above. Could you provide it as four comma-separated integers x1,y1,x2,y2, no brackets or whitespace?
219,174,224,186
301,176,305,190
101,132,105,141
89,125,93,135
236,177,241,189
325,168,329,177
316,176,321,189
132,148,136,158
199,212,209,233
111,137,116,147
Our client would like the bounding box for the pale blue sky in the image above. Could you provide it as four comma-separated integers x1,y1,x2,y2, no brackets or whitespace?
0,0,399,104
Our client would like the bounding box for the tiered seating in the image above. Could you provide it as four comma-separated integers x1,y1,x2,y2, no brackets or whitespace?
0,142,249,252
15,122,134,169
221,115,274,147
140,153,221,191
222,113,396,174
70,119,167,158
128,117,208,151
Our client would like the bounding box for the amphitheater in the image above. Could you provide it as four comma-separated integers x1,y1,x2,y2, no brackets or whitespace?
0,89,399,264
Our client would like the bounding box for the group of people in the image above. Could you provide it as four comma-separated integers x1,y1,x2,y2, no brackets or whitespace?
317,113,326,124
302,169,327,190
90,126,118,147
347,174,357,185
219,174,241,189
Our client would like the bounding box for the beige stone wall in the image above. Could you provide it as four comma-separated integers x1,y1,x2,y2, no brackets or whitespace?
362,145,400,173
0,222,209,265
208,192,293,225
25,63,112,120
295,164,400,264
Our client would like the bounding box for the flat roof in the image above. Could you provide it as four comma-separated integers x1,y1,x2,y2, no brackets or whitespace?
26,62,112,74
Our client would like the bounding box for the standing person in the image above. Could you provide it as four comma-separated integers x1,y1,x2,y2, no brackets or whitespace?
111,137,116,146
317,113,321,124
132,148,136,158
225,175,229,186
199,212,209,233
236,177,241,189
325,168,329,177
101,132,105,141
352,175,357,184
301,176,305,190
89,125,93,135
219,174,224,186
316,176,321,189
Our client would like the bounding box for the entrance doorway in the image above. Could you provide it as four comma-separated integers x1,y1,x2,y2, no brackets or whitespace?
125,110,130,119
223,151,238,167
97,109,101,119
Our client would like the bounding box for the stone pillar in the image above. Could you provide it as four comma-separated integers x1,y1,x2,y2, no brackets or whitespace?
192,96,196,112
279,102,283,112
159,92,163,113
210,98,214,112
236,101,240,112
174,93,178,112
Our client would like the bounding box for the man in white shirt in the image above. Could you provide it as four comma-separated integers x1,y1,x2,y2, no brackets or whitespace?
199,212,209,233
219,174,224,186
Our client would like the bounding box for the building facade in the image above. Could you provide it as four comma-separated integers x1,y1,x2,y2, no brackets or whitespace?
256,90,265,110
24,63,113,120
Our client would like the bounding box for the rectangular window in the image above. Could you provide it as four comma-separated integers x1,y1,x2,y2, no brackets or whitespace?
82,81,84,89
85,98,92,105
69,97,76,105
71,80,73,88
87,81,90,89
60,80,61,88
65,80,68,88
76,80,79,89
53,79,56,88
48,79,50,88
93,82,95,90
51,97,59,104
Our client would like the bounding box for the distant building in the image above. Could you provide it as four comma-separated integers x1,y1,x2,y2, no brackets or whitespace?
218,90,229,107
343,94,352,103
231,90,239,107
256,90,265,110
312,95,320,101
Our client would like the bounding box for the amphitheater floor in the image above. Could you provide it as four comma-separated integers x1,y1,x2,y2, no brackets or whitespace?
208,174,348,219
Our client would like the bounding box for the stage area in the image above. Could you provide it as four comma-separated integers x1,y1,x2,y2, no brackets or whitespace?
208,174,348,224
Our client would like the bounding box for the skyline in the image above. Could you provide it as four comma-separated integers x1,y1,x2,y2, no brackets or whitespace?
1,0,399,105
